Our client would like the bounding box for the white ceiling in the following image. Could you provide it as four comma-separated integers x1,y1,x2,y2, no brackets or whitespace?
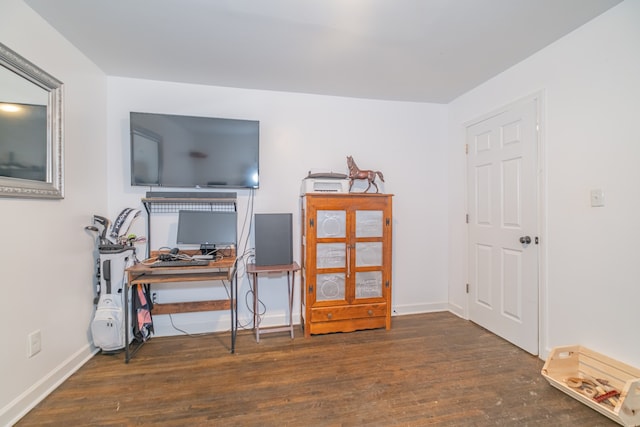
24,0,622,103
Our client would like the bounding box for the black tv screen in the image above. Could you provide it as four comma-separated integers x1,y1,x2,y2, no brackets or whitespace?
130,112,259,189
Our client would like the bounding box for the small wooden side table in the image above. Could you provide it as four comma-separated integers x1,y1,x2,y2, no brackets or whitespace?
247,262,301,343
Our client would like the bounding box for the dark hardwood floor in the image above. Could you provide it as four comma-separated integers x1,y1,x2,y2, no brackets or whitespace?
17,312,616,426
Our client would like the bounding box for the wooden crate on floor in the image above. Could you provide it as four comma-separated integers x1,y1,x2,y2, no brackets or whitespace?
542,345,640,426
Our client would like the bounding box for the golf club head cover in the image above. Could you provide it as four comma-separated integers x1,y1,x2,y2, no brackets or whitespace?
109,208,141,242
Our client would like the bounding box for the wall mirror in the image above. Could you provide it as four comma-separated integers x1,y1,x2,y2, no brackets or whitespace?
0,42,63,199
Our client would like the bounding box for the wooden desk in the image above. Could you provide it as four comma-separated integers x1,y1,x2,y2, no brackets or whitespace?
247,262,300,343
125,256,237,362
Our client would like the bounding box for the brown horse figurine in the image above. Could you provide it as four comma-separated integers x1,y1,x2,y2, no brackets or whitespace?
347,156,385,193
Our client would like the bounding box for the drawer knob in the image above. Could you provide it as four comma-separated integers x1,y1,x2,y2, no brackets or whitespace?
327,313,332,319
368,309,373,316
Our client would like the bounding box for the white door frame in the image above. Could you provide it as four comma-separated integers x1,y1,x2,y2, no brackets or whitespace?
464,91,547,356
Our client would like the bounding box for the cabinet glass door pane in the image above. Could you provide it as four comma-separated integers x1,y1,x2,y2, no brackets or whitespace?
316,243,345,268
356,210,383,237
316,273,345,301
317,210,346,238
355,242,382,267
355,271,382,298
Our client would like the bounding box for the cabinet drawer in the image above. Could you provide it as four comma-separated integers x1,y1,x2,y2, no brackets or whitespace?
311,303,386,322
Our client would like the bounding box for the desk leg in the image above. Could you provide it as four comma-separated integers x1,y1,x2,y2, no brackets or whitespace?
230,272,236,353
124,283,130,363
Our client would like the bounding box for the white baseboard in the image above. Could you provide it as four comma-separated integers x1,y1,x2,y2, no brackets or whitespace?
391,302,449,316
149,311,299,337
446,302,466,319
1,345,98,427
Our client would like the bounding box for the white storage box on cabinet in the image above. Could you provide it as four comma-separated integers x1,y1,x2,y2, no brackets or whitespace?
541,345,640,426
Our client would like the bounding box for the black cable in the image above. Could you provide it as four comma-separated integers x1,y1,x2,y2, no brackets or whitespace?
168,314,228,337
238,188,255,256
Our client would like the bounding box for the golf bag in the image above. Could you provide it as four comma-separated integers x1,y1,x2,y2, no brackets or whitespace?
86,208,144,353
90,245,136,352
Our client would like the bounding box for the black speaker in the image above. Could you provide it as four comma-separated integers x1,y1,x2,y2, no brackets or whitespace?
254,213,293,266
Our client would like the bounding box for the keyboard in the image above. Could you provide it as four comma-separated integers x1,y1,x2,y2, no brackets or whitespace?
150,259,210,268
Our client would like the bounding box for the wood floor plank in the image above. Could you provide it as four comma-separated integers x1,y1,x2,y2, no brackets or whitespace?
16,312,616,426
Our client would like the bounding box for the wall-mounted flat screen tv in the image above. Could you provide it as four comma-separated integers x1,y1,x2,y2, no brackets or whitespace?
130,112,259,189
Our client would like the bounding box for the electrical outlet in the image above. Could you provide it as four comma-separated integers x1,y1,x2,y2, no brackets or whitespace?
27,330,41,358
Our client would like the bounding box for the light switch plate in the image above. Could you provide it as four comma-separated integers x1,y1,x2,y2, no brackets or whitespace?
590,189,605,207
27,330,41,358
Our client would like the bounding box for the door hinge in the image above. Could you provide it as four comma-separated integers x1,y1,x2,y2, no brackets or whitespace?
465,144,469,154
308,285,314,294
385,280,389,288
466,283,469,294
310,218,314,228
466,214,469,224
386,218,390,226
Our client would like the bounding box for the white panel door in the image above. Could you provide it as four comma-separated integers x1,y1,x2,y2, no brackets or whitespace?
467,98,539,355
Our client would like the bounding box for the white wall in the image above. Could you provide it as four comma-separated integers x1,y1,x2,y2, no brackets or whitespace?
107,78,450,336
0,1,108,425
448,0,640,366
11,0,635,423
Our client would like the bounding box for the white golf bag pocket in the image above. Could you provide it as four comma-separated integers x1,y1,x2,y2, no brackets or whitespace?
91,294,124,352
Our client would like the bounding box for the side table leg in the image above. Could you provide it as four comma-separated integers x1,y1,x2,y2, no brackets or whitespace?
288,271,294,339
253,274,260,343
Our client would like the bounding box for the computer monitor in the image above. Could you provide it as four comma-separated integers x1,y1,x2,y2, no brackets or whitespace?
176,210,237,253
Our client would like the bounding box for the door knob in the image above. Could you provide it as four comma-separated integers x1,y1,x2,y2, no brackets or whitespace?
519,236,531,245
